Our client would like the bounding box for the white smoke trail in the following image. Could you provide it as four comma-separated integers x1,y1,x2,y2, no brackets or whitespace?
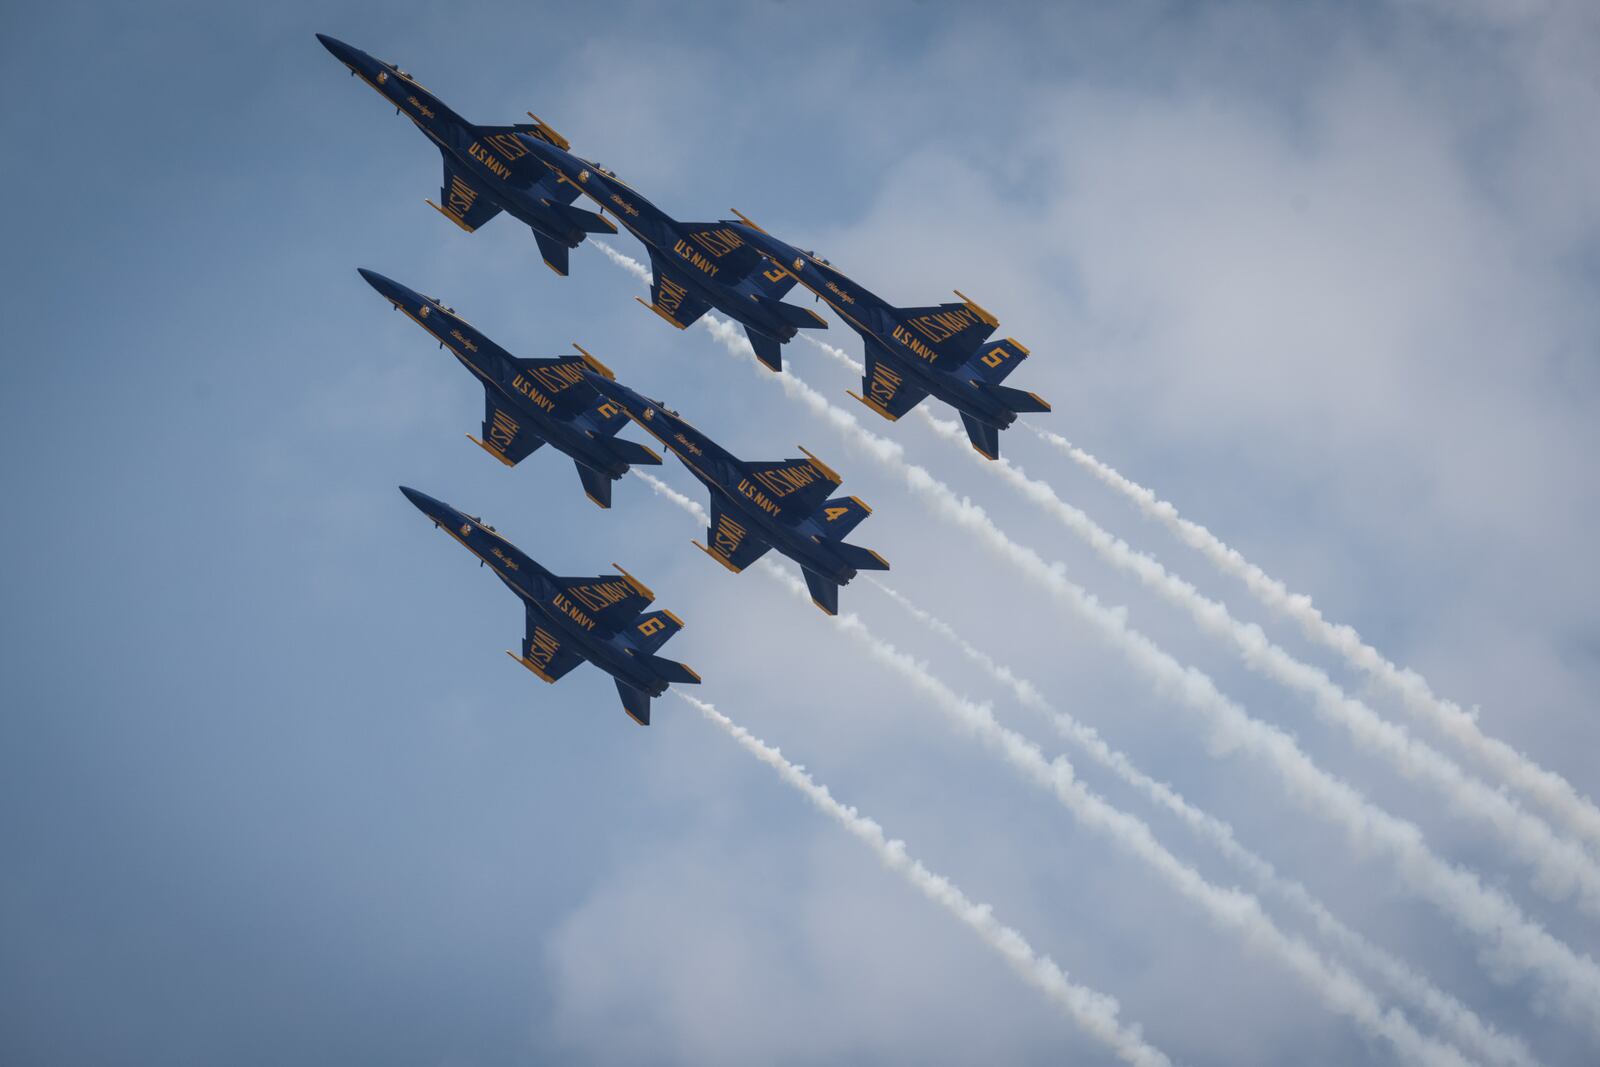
637,469,1475,1065
748,563,1473,1067
681,692,1173,1067
870,579,1537,1067
912,411,1600,915
1028,425,1600,860
597,241,1600,1031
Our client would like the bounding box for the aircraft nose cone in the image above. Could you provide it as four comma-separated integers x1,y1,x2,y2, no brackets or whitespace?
357,267,395,295
399,485,451,522
316,33,353,62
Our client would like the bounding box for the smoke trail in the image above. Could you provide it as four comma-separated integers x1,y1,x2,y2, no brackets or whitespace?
634,468,1474,1063
1028,425,1600,859
744,562,1473,1067
682,692,1173,1067
913,411,1600,915
597,242,1600,1030
870,579,1536,1067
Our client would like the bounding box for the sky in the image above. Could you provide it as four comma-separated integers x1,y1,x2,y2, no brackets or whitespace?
2,0,1598,1063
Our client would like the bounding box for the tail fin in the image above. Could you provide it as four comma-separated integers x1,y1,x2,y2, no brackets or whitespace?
831,539,890,573
747,327,783,372
964,337,1032,385
961,412,1002,460
615,679,652,725
622,609,685,657
815,495,872,538
984,382,1051,413
801,569,840,616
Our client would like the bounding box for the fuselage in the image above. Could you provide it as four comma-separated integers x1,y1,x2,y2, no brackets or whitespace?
317,34,588,246
359,270,625,476
593,385,857,584
731,224,1017,427
400,488,663,694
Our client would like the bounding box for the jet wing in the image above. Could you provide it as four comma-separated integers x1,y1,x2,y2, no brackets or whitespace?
547,568,656,635
430,154,504,232
639,249,713,330
740,449,842,520
849,342,930,422
673,222,767,280
891,301,999,366
470,389,546,467
509,354,600,416
694,499,773,574
510,608,587,683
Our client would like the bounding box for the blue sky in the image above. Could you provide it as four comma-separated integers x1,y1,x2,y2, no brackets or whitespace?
3,1,1598,1063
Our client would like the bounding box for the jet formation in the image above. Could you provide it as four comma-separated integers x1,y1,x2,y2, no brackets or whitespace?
322,35,1053,720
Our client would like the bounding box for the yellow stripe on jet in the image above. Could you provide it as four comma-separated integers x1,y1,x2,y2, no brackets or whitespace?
466,434,516,466
571,342,616,380
424,198,475,233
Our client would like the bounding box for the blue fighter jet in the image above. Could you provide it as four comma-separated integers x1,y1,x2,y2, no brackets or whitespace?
360,269,660,508
400,487,699,724
726,212,1051,460
510,125,829,370
317,34,614,275
582,374,888,615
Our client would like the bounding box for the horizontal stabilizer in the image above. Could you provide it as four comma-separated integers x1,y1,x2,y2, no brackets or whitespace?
615,679,652,725
533,231,570,276
814,495,873,538
831,539,890,572
960,412,1002,461
985,382,1051,413
607,437,663,466
747,327,783,372
760,299,829,332
575,461,614,509
544,201,617,234
645,654,701,685
801,568,840,616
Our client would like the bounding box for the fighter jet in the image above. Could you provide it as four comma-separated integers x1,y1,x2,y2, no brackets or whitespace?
508,124,829,370
583,374,887,615
400,487,699,724
359,269,660,508
726,212,1051,460
316,34,614,275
